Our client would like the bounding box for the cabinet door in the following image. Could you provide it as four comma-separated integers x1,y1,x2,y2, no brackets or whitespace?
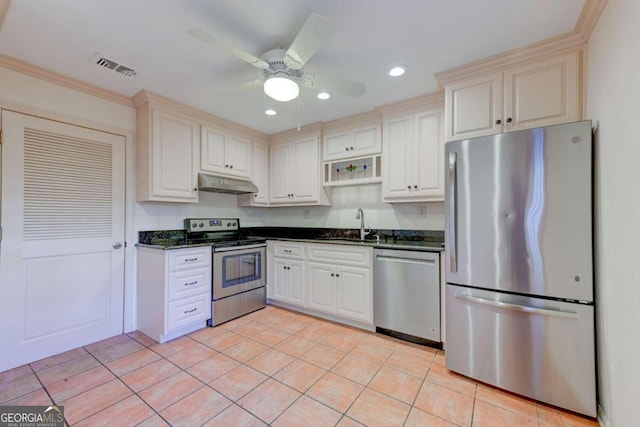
291,137,319,202
504,52,579,132
445,72,503,141
307,262,335,314
382,116,413,199
336,266,371,323
414,110,445,199
251,142,269,205
269,142,291,203
288,260,306,306
351,124,381,157
323,131,349,161
151,109,199,201
272,258,289,302
200,126,227,174
227,135,252,179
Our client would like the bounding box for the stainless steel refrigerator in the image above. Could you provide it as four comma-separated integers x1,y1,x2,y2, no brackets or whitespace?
444,121,596,417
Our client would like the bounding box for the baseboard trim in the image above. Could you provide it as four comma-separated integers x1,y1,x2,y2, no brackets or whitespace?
598,404,611,427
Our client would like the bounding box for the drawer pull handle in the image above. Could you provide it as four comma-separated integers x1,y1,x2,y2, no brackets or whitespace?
184,308,197,314
184,258,198,262
283,249,292,253
184,281,198,286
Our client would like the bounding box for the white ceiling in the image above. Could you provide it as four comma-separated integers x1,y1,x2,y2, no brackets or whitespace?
0,0,586,134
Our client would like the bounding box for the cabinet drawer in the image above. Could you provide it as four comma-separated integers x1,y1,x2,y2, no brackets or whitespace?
167,294,211,331
168,268,210,301
168,247,211,271
307,244,371,267
270,241,305,259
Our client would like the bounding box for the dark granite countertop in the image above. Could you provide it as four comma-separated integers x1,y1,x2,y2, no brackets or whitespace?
136,227,444,252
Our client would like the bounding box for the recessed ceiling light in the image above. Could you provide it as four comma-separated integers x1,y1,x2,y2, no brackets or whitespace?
265,109,277,116
317,92,330,100
388,66,406,77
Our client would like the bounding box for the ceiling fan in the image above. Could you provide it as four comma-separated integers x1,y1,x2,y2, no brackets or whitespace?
187,13,366,103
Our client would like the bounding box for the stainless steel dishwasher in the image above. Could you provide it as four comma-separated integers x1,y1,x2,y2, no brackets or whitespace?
373,249,441,345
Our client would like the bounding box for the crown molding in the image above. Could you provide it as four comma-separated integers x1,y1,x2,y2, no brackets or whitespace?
268,121,324,143
575,0,609,41
435,32,585,87
375,91,444,116
0,54,134,107
0,0,10,30
322,110,382,133
435,0,607,87
132,90,269,142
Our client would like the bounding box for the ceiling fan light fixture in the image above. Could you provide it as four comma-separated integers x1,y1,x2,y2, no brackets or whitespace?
265,109,277,116
317,92,330,100
388,65,407,77
264,75,299,102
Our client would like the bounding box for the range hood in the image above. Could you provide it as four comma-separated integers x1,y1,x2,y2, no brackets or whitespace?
198,173,258,195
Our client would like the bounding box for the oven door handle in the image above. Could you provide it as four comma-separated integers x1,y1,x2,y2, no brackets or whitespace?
214,243,267,252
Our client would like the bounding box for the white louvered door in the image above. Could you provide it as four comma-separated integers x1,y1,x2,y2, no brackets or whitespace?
0,111,125,372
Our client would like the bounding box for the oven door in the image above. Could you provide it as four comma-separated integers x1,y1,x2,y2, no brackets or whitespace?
213,245,266,299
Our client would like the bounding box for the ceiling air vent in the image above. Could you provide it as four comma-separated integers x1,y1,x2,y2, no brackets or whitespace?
91,53,137,77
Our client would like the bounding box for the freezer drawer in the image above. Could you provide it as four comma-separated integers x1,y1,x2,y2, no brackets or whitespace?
445,284,596,417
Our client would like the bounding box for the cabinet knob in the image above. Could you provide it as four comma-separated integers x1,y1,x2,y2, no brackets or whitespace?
496,119,501,125
350,146,354,150
253,193,257,197
336,274,340,277
345,147,349,151
225,164,229,168
414,185,418,189
331,273,335,277
283,265,287,270
506,117,512,123
407,186,411,190
193,188,198,191
229,165,233,169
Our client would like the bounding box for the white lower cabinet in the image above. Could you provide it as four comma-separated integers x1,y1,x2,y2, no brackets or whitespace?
308,262,371,323
137,246,212,343
267,241,306,306
271,258,305,306
267,241,373,326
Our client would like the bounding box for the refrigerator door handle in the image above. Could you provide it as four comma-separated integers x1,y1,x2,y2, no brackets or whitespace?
453,293,581,319
447,152,457,273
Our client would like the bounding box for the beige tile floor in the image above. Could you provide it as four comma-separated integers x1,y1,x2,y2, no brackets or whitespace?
0,306,599,426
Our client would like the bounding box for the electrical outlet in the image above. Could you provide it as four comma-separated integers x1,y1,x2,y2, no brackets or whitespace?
303,208,311,219
418,206,427,218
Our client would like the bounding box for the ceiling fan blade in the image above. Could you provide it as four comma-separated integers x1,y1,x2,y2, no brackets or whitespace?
283,13,330,70
187,28,269,69
218,79,264,97
300,73,366,97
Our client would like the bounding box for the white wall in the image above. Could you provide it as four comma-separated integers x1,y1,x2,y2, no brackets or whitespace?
136,184,446,233
0,65,139,331
586,1,640,426
266,184,444,230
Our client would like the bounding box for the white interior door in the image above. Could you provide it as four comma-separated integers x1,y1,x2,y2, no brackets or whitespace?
0,111,126,372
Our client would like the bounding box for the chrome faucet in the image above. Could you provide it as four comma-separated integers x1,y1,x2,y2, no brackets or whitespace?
356,208,369,240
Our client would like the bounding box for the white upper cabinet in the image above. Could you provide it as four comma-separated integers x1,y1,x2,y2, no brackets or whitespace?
382,108,445,202
269,130,331,206
200,126,252,180
445,51,580,141
136,103,199,203
237,141,269,207
323,123,381,161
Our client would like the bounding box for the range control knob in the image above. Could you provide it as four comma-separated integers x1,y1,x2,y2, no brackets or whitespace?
227,223,231,227
198,223,204,228
232,222,237,227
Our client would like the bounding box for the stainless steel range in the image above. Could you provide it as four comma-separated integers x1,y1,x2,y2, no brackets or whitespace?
184,218,266,326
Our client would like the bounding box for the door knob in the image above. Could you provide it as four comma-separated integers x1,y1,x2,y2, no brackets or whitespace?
112,242,123,249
